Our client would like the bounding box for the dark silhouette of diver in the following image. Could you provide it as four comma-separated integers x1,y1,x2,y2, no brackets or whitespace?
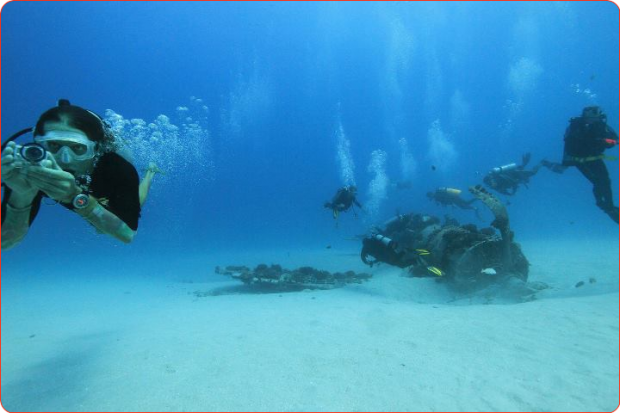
324,185,362,219
483,153,542,196
427,187,481,219
361,234,410,268
542,106,619,224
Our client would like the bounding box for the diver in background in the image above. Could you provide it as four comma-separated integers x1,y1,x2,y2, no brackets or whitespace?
542,106,619,224
427,187,480,219
324,185,362,220
391,180,413,190
483,153,542,196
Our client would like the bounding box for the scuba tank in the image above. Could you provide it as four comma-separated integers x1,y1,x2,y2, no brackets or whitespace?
437,187,462,197
491,163,517,174
372,234,397,250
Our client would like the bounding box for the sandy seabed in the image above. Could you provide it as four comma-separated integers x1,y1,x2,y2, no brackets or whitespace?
1,238,618,412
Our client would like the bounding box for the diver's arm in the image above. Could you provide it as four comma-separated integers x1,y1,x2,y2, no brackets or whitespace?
75,196,135,244
1,143,40,249
541,159,566,174
604,126,619,146
1,192,37,250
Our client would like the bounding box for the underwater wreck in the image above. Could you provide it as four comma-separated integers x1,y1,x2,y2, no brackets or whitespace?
360,185,542,293
215,264,372,291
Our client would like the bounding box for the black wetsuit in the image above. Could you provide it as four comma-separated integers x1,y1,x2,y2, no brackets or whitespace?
325,187,361,215
562,117,619,223
1,152,141,230
361,236,409,268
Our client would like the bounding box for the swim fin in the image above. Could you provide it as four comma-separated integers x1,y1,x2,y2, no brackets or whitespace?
521,152,531,167
427,266,444,277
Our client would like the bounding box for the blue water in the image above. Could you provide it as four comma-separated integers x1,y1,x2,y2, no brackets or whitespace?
2,1,618,257
1,2,619,411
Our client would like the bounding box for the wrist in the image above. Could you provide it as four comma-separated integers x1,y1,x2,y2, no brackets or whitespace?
62,187,83,204
7,190,37,209
74,195,98,217
6,203,32,214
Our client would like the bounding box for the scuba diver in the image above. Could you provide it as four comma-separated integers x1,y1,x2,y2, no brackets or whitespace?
541,106,618,224
360,186,534,293
483,153,542,196
324,185,362,219
361,213,445,276
427,187,481,219
1,99,160,249
361,234,410,268
391,180,413,190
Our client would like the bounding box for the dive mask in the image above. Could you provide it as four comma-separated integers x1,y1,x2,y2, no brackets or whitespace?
34,130,97,163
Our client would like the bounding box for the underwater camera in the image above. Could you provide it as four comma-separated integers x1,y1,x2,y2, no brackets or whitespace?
17,143,47,163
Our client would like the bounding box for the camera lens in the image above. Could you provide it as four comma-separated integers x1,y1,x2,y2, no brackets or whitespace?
20,143,46,163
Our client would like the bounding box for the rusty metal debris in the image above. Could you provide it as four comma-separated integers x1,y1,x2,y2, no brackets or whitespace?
215,264,372,290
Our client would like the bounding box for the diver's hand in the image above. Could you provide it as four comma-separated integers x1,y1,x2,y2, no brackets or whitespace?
25,155,81,203
1,142,38,198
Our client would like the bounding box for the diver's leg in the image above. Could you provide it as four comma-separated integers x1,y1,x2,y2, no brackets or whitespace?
608,206,620,224
139,162,161,207
576,161,618,223
457,199,483,220
350,205,358,218
456,199,471,210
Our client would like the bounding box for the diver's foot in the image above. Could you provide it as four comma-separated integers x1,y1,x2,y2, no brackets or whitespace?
606,206,619,224
145,162,164,174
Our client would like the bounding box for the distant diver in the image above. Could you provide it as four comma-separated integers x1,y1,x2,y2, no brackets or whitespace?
324,185,362,219
427,187,481,219
483,153,542,196
392,180,413,190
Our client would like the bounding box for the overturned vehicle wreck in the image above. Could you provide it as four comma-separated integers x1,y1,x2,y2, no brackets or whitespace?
361,185,533,292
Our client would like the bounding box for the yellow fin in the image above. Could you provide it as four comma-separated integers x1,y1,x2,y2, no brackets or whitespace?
427,266,444,276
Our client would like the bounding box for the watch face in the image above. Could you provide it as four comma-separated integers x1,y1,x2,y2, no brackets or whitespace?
73,194,89,209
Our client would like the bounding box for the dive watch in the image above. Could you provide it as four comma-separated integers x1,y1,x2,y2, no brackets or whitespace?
72,193,90,210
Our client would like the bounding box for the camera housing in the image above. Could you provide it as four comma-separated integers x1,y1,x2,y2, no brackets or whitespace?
17,143,47,163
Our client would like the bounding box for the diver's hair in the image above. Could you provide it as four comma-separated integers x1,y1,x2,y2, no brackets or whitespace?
33,99,119,153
